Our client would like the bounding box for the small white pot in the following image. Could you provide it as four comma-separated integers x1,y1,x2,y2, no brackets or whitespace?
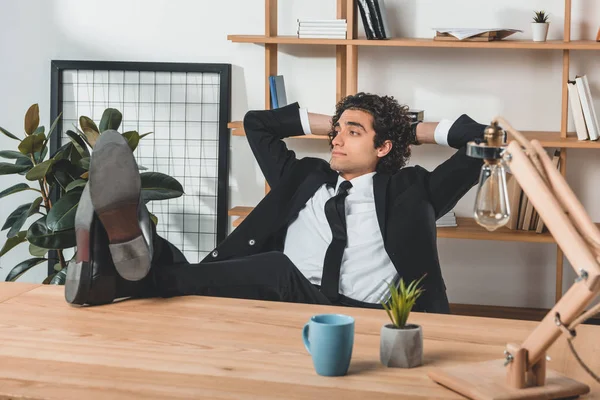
532,23,549,42
380,324,423,368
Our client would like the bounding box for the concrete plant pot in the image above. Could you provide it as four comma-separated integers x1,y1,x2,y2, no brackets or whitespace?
380,323,423,368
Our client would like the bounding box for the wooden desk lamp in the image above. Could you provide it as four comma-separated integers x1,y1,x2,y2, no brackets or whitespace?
428,118,600,400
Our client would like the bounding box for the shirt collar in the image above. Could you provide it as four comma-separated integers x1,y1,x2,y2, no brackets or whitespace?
335,172,376,194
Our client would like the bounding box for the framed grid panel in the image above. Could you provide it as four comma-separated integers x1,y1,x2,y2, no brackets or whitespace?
50,61,231,270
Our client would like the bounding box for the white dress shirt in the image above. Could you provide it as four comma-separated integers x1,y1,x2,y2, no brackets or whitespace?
282,109,456,303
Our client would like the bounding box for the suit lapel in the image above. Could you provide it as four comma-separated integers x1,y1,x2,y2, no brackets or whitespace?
373,173,390,240
285,166,337,224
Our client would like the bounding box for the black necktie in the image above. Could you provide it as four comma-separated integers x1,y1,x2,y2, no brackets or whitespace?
321,180,353,302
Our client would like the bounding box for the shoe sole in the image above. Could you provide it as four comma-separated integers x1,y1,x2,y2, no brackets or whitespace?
89,131,151,281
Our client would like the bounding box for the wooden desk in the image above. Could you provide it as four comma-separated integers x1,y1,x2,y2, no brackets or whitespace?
0,282,598,399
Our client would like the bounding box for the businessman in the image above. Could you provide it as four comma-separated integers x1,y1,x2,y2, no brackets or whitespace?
65,92,485,313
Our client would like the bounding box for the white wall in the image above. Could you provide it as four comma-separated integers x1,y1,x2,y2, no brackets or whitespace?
0,0,598,309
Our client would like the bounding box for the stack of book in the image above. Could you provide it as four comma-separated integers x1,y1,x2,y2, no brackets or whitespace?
505,150,561,233
436,210,457,227
568,74,599,141
297,19,347,39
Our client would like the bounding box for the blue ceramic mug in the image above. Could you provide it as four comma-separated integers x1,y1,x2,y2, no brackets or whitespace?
302,314,355,376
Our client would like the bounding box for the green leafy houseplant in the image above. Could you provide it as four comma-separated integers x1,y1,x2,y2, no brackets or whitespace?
380,274,426,329
0,104,184,284
533,10,550,23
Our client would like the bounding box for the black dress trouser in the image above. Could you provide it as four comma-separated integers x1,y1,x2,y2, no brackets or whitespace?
139,234,384,309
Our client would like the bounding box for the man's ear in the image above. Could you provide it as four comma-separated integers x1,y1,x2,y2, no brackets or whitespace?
376,140,393,158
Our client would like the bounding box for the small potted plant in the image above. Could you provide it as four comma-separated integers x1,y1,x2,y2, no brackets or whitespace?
379,274,426,368
532,10,550,42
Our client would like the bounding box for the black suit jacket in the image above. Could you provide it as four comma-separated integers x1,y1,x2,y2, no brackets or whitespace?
203,103,486,313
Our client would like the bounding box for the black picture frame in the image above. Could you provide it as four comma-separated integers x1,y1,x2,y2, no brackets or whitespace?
49,60,231,275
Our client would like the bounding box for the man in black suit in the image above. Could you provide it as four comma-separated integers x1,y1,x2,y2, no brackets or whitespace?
65,92,485,313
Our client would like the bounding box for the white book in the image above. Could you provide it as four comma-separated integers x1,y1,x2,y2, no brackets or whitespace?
297,19,347,24
298,27,348,34
568,82,589,140
575,75,600,141
298,34,347,39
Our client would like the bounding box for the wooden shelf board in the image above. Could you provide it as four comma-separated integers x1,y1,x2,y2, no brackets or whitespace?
230,208,600,244
228,36,600,50
229,122,600,148
437,217,554,243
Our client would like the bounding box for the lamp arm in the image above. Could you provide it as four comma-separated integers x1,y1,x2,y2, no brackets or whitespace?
503,140,600,367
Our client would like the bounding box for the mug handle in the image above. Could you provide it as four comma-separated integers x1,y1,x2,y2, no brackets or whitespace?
302,323,311,354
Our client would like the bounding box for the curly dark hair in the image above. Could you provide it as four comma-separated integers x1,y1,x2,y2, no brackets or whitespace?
328,92,412,174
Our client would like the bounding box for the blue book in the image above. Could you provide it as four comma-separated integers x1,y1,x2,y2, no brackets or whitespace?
269,76,279,109
273,76,287,107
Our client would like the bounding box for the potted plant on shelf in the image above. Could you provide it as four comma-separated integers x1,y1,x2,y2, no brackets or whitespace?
532,10,550,42
0,104,184,284
380,274,426,368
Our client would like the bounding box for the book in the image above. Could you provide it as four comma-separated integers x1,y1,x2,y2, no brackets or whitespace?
269,76,278,109
297,19,347,25
535,151,561,233
575,75,600,141
357,0,392,40
273,75,287,107
433,28,522,41
436,210,457,227
298,27,347,34
505,172,522,230
568,81,589,140
407,109,424,122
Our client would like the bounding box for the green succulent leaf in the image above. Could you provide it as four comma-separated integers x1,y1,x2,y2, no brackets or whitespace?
24,104,40,136
6,257,47,281
139,132,152,140
0,162,31,175
0,126,20,141
18,132,45,155
141,172,185,202
27,215,76,249
25,159,54,181
7,197,43,238
99,108,122,132
0,183,32,200
380,274,426,329
46,190,81,232
0,231,27,257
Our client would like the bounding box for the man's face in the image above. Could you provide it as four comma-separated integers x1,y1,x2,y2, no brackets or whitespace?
329,109,391,179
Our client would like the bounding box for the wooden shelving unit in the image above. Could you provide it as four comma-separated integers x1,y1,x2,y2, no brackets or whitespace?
228,0,598,307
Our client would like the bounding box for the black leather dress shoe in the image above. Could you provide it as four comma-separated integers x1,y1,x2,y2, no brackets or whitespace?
65,184,118,305
65,184,155,305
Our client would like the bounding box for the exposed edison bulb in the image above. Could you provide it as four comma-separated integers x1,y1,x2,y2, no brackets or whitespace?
473,161,510,231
